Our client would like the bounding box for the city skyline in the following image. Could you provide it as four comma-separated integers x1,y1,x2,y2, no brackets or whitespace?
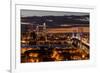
21,9,90,63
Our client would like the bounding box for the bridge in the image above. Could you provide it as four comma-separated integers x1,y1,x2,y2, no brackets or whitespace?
71,37,89,54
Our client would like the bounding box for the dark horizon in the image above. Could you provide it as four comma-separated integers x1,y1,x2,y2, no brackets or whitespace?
21,15,89,25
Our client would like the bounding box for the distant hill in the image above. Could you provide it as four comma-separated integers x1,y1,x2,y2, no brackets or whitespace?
21,15,89,27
